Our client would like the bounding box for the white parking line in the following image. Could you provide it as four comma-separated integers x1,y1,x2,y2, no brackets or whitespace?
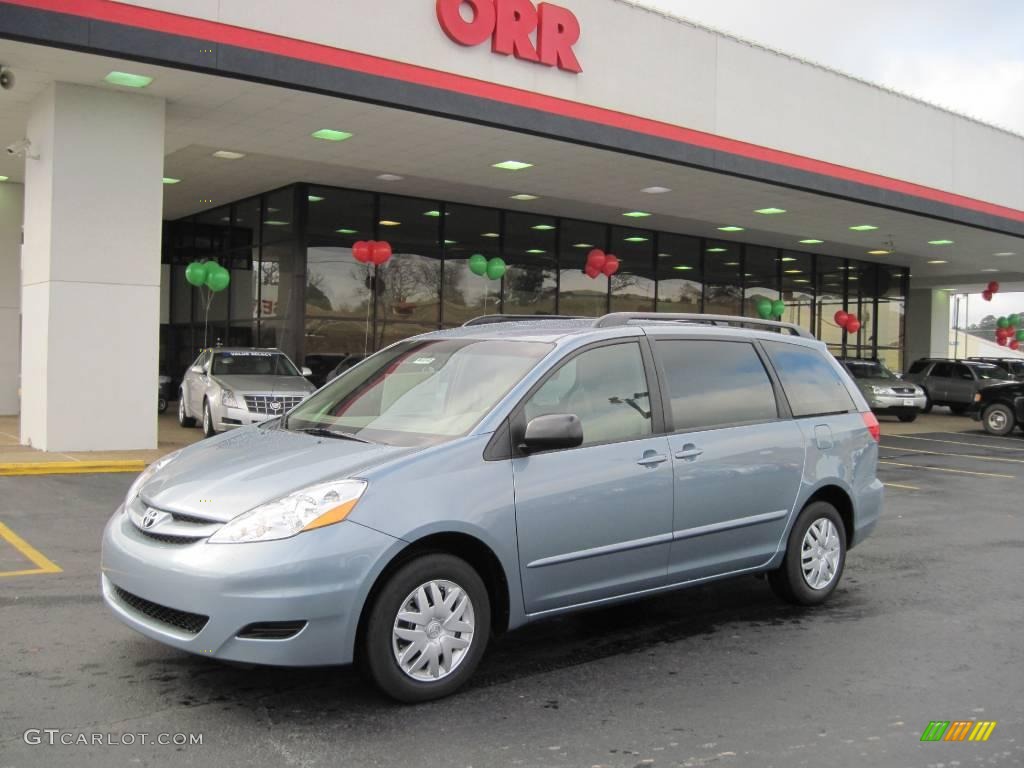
933,430,1024,444
882,434,1024,452
878,460,1014,479
879,445,1024,464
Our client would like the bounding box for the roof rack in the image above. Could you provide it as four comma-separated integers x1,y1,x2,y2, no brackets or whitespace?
593,312,815,339
462,314,585,327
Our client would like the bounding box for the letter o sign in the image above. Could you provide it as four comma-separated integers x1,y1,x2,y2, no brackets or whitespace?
436,0,496,47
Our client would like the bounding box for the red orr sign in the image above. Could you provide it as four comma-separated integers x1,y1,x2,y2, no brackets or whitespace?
436,0,583,73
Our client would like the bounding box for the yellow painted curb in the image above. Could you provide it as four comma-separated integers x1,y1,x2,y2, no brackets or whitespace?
0,460,147,476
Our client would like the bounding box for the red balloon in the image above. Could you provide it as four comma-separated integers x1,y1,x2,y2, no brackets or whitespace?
845,319,862,334
353,241,371,263
586,249,606,270
1009,325,1018,337
1012,340,1021,351
998,336,1008,346
997,327,1009,340
584,264,601,279
982,290,993,302
988,281,1000,294
371,241,392,265
833,310,849,327
601,254,620,277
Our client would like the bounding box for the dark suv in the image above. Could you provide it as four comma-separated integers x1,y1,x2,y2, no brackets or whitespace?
904,358,1012,414
966,357,1024,381
971,379,1024,435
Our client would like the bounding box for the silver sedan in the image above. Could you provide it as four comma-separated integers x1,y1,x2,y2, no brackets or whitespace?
178,348,315,437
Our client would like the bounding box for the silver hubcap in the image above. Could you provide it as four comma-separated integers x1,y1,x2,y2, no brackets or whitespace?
203,405,210,431
801,518,841,590
988,410,1007,430
392,580,475,682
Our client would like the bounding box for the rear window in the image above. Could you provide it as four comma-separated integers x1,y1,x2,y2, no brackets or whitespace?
656,340,778,431
907,360,930,374
763,341,856,418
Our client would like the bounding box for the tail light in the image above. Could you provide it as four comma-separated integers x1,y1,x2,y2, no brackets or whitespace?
862,411,880,442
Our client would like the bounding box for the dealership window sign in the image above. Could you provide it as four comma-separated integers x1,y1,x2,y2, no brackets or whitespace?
436,0,583,73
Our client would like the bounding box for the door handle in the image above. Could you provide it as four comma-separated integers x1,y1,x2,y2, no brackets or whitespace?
675,444,703,460
636,453,668,467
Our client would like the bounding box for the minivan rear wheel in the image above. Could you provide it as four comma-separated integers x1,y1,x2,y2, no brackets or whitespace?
982,403,1015,436
363,554,490,703
768,501,847,606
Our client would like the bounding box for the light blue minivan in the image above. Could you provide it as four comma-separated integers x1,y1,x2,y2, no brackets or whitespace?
102,313,883,702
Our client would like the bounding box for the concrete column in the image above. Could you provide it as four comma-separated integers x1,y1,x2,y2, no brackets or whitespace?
905,288,951,369
21,82,165,451
0,182,23,415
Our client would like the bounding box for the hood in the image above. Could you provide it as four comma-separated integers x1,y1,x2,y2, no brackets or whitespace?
140,427,416,521
855,377,919,390
213,374,314,394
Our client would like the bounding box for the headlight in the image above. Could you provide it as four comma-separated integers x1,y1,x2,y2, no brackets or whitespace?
221,389,240,408
125,449,183,507
870,386,890,395
208,479,367,544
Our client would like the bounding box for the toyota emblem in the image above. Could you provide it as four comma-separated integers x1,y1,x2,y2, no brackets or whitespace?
142,509,161,529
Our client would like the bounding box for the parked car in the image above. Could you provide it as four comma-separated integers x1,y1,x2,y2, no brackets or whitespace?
966,357,1024,381
970,379,1024,436
836,357,925,422
157,375,174,414
177,348,315,438
903,358,1012,414
103,313,882,702
303,354,348,389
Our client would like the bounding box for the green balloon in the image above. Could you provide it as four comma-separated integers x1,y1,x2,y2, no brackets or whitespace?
755,297,773,319
1017,330,1024,342
206,264,230,292
997,316,1010,329
772,299,786,318
486,257,507,281
468,254,488,276
1010,314,1020,327
185,261,208,287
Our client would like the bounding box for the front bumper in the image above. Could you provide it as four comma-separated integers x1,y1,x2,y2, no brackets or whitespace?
211,402,275,430
868,392,926,414
101,507,402,666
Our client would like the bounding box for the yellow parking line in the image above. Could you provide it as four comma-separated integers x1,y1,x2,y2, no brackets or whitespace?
881,446,1024,464
879,460,1014,479
883,434,1024,452
0,460,146,476
884,482,920,491
0,521,62,577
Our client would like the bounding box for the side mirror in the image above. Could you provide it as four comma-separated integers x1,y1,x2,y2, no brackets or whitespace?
190,366,204,375
301,366,313,377
521,414,583,453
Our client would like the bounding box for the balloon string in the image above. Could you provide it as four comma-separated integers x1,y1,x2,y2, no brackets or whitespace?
363,264,372,356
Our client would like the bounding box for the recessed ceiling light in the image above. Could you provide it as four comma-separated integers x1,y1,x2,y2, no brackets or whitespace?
928,239,954,245
623,211,652,218
799,239,824,244
848,276,859,281
264,220,289,226
573,243,594,248
162,177,181,185
308,195,324,202
927,260,948,264
642,186,672,195
336,228,358,235
849,225,878,231
510,194,539,201
867,250,891,255
493,160,533,171
784,269,803,274
481,232,500,238
212,150,246,160
444,240,457,245
104,71,153,88
0,176,9,182
379,220,401,227
994,252,1015,256
220,216,230,222
942,288,958,292
981,268,1000,273
780,257,797,262
424,210,443,217
673,265,694,271
531,224,556,231
717,226,745,232
526,249,546,254
755,208,787,215
377,174,403,182
311,129,352,142
624,236,649,243
724,261,740,266
794,279,810,284
707,248,728,253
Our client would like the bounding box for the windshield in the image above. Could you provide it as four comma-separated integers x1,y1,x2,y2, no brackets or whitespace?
284,338,553,446
843,360,897,381
971,364,1010,381
211,351,300,377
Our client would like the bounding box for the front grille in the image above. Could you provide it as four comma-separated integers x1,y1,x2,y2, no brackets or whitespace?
138,531,197,545
113,586,209,635
891,386,916,394
244,394,305,415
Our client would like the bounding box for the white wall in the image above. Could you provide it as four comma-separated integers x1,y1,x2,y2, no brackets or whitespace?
906,289,951,369
112,0,1024,211
0,183,23,415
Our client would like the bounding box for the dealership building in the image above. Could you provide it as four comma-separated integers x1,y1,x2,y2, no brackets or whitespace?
0,0,1023,451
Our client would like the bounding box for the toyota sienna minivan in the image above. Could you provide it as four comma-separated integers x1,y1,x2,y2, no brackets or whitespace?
102,313,883,702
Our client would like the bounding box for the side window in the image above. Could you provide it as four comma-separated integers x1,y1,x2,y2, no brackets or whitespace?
931,363,952,378
523,343,652,446
907,360,929,374
953,364,971,380
763,341,856,418
656,340,777,431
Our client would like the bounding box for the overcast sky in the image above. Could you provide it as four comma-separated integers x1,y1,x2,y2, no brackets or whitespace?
634,0,1024,135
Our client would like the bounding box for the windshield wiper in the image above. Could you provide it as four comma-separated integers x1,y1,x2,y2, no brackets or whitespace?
298,427,371,443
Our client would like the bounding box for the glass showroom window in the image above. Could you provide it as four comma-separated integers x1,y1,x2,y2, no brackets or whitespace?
503,212,557,316
444,204,502,326
656,233,702,313
743,245,780,319
779,250,814,333
610,225,655,313
816,255,847,354
876,266,907,371
846,262,879,359
559,219,609,317
704,240,742,316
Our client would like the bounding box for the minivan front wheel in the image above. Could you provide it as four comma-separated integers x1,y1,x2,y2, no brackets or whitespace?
768,501,847,606
364,554,490,703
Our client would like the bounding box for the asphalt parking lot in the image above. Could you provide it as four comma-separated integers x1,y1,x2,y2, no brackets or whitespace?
1,428,1022,768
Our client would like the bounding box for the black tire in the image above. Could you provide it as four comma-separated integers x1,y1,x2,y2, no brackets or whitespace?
363,554,490,703
982,403,1016,436
177,391,196,427
949,404,968,416
921,391,933,413
897,413,917,423
202,400,217,438
768,501,847,606
158,397,168,414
